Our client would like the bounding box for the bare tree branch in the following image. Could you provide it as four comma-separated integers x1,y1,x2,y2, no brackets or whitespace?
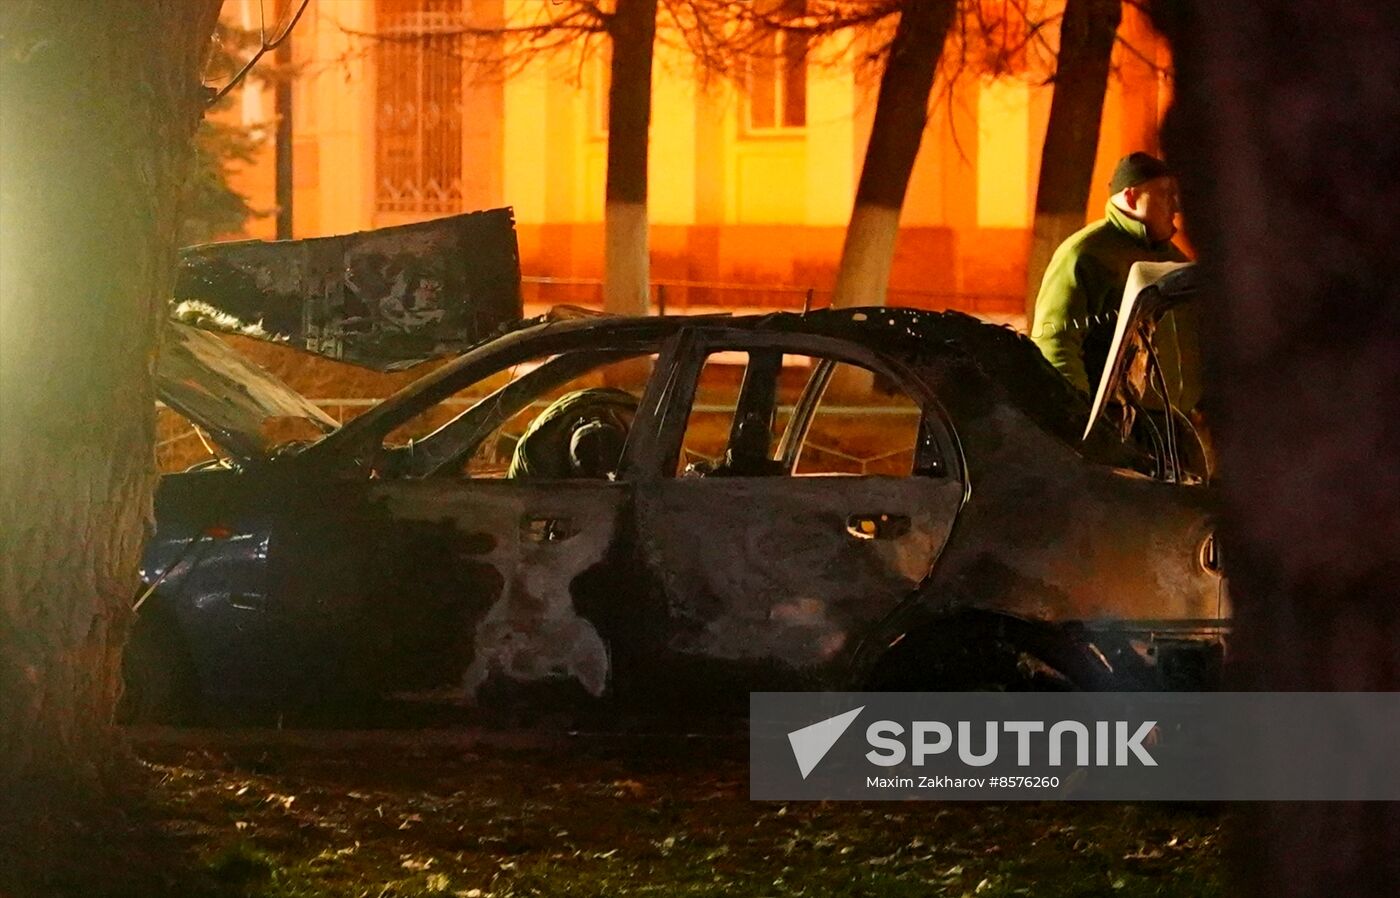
206,0,312,106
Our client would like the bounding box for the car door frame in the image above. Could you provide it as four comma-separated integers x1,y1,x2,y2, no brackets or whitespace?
625,325,966,488
621,324,971,694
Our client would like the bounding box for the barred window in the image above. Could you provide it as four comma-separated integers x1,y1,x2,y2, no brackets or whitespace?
375,0,464,215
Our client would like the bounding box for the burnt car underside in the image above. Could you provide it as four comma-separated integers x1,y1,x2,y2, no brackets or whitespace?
127,303,1226,722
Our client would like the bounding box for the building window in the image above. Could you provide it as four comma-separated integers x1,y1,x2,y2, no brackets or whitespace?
746,19,807,130
375,0,464,215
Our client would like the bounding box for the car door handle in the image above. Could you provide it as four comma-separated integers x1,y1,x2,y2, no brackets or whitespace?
846,513,912,541
523,515,576,543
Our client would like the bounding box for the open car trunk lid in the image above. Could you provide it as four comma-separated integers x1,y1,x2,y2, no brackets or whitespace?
156,321,338,462
171,208,523,371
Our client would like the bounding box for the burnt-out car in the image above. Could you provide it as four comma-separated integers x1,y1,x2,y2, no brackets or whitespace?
123,306,1226,721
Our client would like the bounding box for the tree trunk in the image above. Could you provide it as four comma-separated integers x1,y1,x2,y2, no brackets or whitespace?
830,0,956,309
274,0,295,239
0,0,223,794
604,0,658,317
1024,0,1121,316
1149,1,1400,896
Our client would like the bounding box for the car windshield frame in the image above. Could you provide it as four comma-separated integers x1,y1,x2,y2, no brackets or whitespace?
298,316,693,474
404,347,653,478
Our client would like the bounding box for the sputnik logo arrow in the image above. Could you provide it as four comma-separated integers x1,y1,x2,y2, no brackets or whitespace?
787,706,864,779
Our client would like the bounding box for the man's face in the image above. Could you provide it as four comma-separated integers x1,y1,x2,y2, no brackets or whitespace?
1129,175,1180,242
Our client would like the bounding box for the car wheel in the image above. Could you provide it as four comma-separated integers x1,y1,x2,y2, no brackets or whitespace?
118,607,201,724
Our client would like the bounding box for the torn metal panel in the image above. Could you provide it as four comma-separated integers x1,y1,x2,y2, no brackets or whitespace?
156,321,337,460
173,209,523,371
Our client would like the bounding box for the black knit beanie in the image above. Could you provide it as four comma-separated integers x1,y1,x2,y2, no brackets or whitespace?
1109,152,1171,194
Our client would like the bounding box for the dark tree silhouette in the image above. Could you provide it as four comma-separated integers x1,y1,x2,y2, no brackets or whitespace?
0,0,224,793
830,0,958,309
604,0,660,317
1025,0,1122,314
1150,1,1400,895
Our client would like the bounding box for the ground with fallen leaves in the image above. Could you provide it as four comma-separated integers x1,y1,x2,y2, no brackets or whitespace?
0,725,1229,898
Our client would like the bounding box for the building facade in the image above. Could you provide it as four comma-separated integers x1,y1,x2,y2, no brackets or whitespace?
222,0,1172,321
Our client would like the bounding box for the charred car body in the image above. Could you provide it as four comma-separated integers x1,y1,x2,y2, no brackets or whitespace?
125,298,1226,721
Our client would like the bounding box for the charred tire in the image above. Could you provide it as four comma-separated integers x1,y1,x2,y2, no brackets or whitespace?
865,615,1082,692
118,606,201,724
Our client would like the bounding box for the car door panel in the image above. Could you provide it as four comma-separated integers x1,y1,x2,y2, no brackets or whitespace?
260,331,679,706
263,478,390,698
635,474,963,674
361,479,631,701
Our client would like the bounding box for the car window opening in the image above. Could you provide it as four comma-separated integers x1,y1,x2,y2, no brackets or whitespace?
674,350,939,480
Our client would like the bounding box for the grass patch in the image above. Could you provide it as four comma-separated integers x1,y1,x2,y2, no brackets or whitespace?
208,841,278,886
122,733,1226,898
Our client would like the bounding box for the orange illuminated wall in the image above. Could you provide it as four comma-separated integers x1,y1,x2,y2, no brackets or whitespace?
218,0,1173,322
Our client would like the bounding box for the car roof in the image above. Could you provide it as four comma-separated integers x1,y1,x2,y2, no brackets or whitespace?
394,305,1057,410
488,305,1021,359
309,305,1122,467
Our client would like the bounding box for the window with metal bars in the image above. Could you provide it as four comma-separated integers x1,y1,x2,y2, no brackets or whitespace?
374,0,465,215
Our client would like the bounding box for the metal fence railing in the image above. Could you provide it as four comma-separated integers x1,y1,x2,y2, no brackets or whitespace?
520,275,1024,318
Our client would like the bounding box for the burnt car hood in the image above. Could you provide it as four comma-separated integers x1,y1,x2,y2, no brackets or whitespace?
156,321,338,462
171,208,523,371
1084,261,1201,439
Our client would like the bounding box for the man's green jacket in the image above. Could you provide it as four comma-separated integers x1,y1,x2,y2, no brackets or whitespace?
1031,201,1188,394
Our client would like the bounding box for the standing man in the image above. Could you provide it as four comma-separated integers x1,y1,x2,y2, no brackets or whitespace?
1031,152,1188,395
